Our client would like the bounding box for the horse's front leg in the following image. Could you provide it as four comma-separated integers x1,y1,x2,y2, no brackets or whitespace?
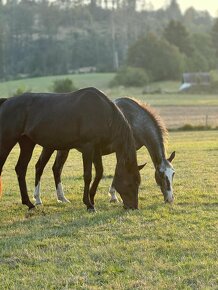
82,144,95,211
16,136,35,209
52,150,70,203
89,148,103,206
108,179,119,203
34,148,54,205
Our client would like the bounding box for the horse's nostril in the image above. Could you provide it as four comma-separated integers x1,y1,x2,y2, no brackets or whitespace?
169,197,174,203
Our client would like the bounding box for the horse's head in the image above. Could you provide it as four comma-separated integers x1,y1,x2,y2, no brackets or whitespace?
155,151,175,203
113,162,146,209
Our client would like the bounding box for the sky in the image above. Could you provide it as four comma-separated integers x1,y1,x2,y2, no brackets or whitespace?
151,0,218,17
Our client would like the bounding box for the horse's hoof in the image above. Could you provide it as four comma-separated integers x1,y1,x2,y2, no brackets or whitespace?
57,198,71,203
34,196,42,205
87,207,96,213
29,205,36,210
110,198,119,203
25,207,36,218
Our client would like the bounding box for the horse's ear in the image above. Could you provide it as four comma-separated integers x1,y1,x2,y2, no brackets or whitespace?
168,151,175,162
138,162,147,171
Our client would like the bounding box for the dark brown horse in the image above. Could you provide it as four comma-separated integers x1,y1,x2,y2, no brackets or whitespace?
0,88,143,211
33,97,175,205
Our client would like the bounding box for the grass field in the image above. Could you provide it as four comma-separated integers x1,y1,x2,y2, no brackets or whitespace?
1,73,218,129
0,130,217,289
0,73,115,97
0,74,217,288
1,74,218,106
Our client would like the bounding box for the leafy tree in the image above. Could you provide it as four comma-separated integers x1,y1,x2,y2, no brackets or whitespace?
127,33,184,81
184,7,213,33
163,20,193,57
211,18,218,57
190,33,216,71
110,66,149,87
165,0,182,20
185,51,208,72
52,78,77,93
0,0,215,80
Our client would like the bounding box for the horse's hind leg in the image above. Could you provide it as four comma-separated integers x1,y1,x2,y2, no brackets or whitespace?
82,144,95,211
108,179,119,203
34,148,54,205
15,136,35,209
52,150,70,203
89,149,103,206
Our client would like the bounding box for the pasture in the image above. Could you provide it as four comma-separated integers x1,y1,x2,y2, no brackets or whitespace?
0,73,218,129
0,130,217,289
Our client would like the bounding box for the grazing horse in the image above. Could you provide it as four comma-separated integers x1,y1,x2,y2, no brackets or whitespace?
33,97,175,205
0,88,143,211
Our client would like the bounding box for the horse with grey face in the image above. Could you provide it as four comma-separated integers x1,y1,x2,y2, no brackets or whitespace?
0,88,143,211
33,97,175,205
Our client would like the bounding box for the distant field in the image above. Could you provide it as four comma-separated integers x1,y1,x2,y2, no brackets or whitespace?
0,131,217,289
0,73,218,128
1,73,218,106
0,73,115,97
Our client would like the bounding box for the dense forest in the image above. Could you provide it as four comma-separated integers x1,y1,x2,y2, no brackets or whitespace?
0,0,217,81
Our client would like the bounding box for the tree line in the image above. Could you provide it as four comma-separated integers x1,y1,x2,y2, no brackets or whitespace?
0,0,217,81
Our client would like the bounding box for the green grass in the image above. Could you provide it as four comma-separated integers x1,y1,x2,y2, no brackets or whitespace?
1,74,218,106
0,73,115,97
0,131,217,289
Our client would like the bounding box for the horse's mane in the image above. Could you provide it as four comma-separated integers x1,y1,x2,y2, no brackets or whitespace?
114,108,136,156
90,89,138,168
122,97,168,146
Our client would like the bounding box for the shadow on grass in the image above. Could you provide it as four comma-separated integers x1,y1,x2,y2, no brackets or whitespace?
177,202,218,208
0,201,130,245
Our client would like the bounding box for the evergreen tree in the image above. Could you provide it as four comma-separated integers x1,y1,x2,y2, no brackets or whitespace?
127,33,184,81
0,0,216,80
165,0,182,20
163,20,193,57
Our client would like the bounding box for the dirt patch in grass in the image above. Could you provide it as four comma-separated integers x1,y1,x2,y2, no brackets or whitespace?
155,105,218,129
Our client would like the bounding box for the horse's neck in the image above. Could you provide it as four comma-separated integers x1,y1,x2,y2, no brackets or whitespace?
147,142,165,168
142,126,166,168
115,129,138,168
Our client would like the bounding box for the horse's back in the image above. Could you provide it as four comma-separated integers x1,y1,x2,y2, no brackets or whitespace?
0,88,116,149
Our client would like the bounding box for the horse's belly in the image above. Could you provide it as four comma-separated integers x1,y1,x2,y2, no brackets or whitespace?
24,120,107,150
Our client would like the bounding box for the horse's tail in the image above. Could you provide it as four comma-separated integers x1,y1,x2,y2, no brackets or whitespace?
0,98,7,197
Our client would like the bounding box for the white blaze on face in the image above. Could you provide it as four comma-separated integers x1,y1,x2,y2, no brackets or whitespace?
164,166,175,202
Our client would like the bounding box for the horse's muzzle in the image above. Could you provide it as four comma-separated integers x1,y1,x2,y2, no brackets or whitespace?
165,195,174,204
